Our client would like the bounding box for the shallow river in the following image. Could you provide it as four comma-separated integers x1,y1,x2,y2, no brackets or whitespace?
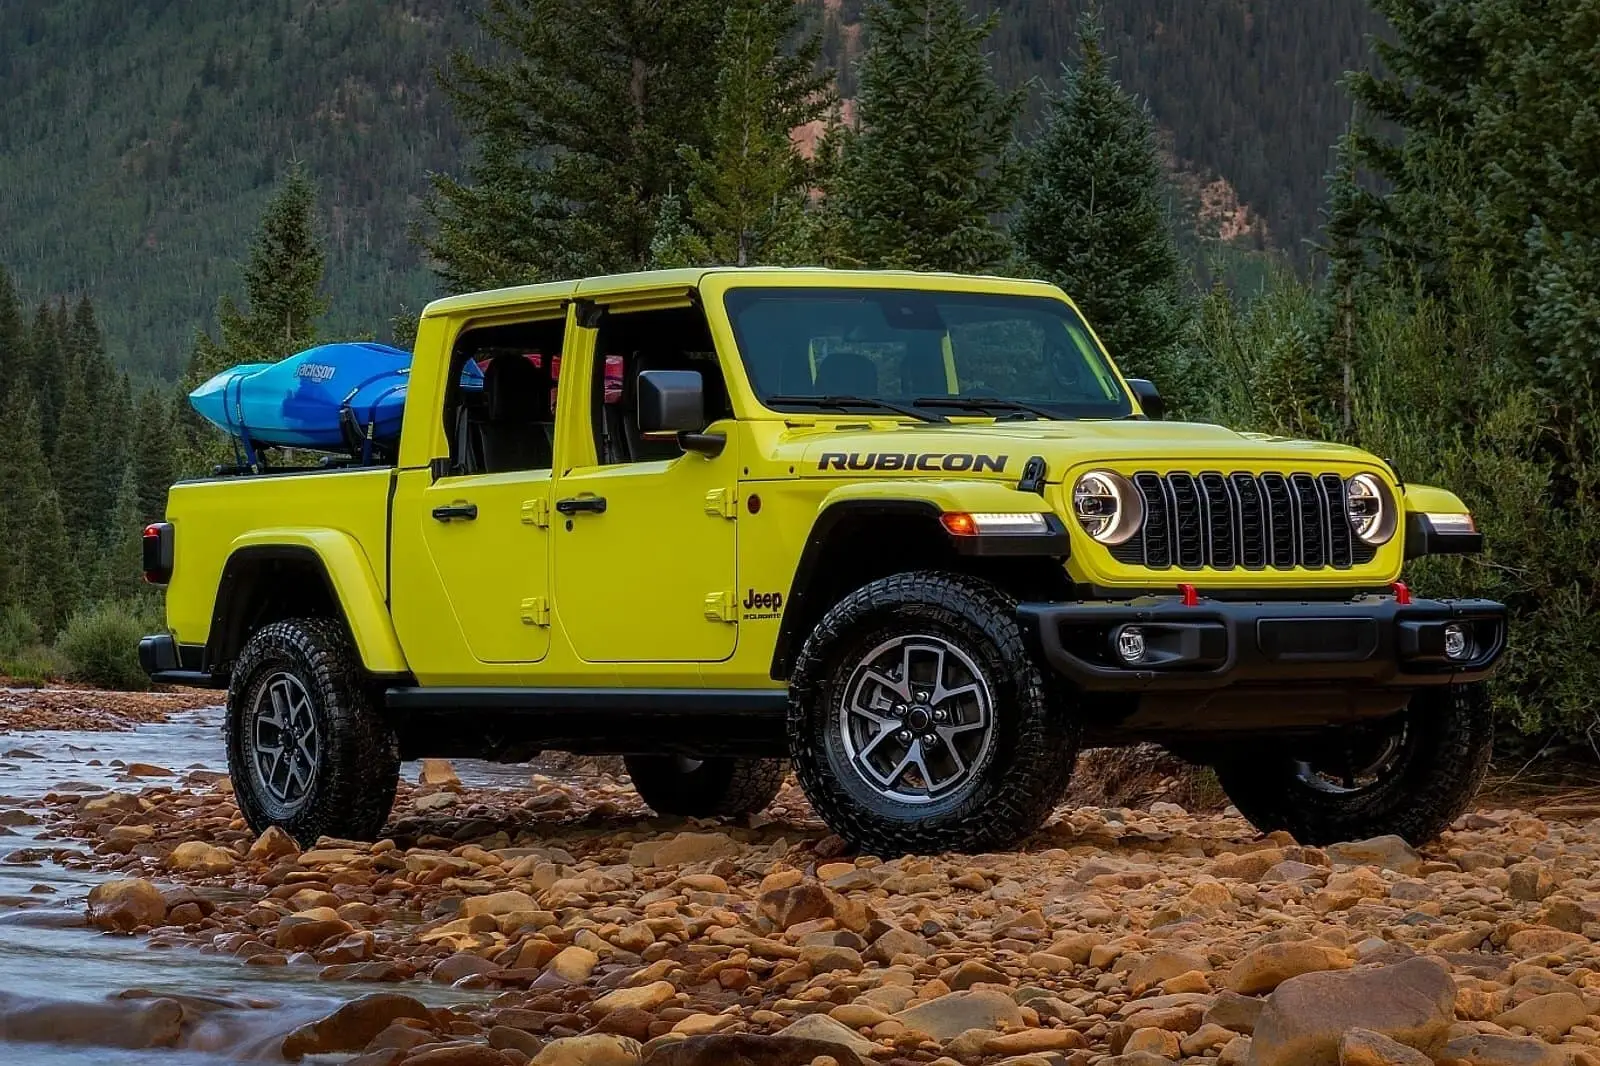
0,707,520,1063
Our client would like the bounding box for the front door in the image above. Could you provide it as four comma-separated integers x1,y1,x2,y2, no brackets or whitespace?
552,451,738,663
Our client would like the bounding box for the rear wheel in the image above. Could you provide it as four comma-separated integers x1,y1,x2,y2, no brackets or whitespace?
624,754,785,818
788,571,1078,855
1213,683,1492,845
226,618,399,846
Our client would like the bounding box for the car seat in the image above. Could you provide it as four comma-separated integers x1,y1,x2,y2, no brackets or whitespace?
478,355,554,473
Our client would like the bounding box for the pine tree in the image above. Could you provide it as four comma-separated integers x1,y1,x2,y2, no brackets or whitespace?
52,358,100,551
187,163,329,384
1011,14,1187,383
132,387,177,524
667,0,833,267
0,396,61,630
0,267,24,390
29,303,67,452
424,0,725,290
831,0,1021,273
27,487,77,638
102,464,145,604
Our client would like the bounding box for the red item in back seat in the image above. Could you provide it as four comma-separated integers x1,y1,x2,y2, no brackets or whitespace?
603,354,624,404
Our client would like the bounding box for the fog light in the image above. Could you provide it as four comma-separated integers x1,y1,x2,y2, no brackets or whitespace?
1115,626,1147,664
1444,623,1470,661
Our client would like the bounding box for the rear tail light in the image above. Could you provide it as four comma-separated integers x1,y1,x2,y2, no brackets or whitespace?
142,522,174,585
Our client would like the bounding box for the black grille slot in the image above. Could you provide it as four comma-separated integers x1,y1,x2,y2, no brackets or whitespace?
1111,470,1366,572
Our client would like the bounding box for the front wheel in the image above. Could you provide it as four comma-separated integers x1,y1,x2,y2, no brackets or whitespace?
788,571,1078,855
624,754,785,818
1212,683,1493,846
226,618,400,846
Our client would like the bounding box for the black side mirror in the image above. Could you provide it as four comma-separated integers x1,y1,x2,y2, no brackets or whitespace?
638,369,706,435
1128,378,1165,420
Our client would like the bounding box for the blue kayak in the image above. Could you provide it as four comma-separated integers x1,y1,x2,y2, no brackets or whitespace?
189,342,482,457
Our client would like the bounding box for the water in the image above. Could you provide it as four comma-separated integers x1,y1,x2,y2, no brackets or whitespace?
0,706,507,1063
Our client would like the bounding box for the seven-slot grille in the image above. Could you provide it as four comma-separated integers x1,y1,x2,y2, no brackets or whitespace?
1109,472,1377,571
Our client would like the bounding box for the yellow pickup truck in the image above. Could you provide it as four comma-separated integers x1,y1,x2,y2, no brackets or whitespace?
139,268,1504,853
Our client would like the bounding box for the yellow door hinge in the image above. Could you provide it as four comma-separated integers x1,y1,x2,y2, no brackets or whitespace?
703,591,737,623
521,498,550,527
703,487,738,519
520,597,550,627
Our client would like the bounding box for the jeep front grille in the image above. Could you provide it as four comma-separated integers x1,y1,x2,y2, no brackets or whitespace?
1110,471,1377,571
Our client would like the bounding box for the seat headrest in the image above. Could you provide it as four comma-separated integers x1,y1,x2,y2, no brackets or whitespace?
814,351,879,396
484,355,549,421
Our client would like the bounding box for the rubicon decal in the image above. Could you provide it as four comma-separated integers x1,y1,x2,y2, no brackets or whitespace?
818,452,1008,473
743,589,784,620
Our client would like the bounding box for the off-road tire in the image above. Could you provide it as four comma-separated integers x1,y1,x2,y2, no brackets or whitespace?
624,755,786,818
226,618,400,846
788,571,1078,855
1213,683,1493,846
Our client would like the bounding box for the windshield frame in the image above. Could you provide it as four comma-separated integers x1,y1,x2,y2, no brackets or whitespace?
717,284,1136,422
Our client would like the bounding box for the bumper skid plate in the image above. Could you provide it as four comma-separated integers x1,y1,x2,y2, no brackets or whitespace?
1019,594,1506,692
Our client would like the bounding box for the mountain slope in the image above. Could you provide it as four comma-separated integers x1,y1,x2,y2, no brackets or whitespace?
0,0,1381,375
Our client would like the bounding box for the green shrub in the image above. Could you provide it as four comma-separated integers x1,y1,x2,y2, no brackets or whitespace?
55,601,150,691
0,604,40,661
1,644,71,687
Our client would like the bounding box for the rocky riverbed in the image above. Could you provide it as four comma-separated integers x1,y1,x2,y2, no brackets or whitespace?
4,711,1600,1066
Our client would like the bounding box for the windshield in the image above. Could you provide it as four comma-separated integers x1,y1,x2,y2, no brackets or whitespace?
723,287,1133,420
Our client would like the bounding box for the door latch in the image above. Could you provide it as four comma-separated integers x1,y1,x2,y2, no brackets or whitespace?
521,498,550,527
703,487,737,519
520,597,550,627
703,591,737,623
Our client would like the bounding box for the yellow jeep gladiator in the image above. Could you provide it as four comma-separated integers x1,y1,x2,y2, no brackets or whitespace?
140,268,1505,853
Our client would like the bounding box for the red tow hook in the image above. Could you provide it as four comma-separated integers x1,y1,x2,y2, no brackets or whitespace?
1178,583,1199,607
1391,580,1412,605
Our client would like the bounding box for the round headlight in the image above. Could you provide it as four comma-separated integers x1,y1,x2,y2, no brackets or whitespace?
1073,471,1144,545
1346,472,1398,546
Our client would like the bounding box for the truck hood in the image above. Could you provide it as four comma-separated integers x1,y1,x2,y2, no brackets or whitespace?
772,418,1380,481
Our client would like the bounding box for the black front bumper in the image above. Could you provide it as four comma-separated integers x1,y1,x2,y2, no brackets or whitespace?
1019,594,1506,693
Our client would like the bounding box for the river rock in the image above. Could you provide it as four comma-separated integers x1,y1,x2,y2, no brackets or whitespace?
280,992,433,1058
1226,941,1350,995
651,832,740,866
433,952,501,984
867,925,934,963
1339,1028,1434,1066
1492,991,1590,1040
1434,1033,1570,1066
462,890,539,918
774,1012,879,1056
419,759,460,787
639,1033,870,1066
168,840,236,874
1325,836,1423,875
0,991,184,1049
592,980,677,1015
530,1034,642,1066
1248,958,1455,1066
87,877,167,931
406,1047,516,1065
545,945,599,983
893,990,1025,1041
759,882,867,933
246,825,300,862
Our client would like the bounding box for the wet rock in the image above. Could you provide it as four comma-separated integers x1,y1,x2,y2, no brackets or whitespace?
1492,991,1590,1040
433,952,502,984
893,990,1025,1041
651,832,740,866
1338,1028,1434,1066
462,890,539,918
1249,958,1455,1066
168,840,236,874
406,1047,515,1065
86,877,167,931
592,980,677,1016
1225,940,1350,995
529,1034,642,1065
1325,836,1423,875
419,759,460,787
0,991,184,1049
546,945,599,983
1434,1033,1570,1066
275,914,353,951
280,992,433,1059
247,825,300,862
640,1032,868,1065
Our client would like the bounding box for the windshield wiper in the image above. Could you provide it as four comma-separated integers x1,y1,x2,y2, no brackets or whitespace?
912,396,1061,420
767,394,947,423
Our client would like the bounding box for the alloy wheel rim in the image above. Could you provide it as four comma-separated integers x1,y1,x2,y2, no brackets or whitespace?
1293,721,1409,794
838,634,995,805
250,671,320,806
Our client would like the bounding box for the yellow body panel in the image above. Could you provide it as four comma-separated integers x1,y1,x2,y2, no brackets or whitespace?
162,268,1478,692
